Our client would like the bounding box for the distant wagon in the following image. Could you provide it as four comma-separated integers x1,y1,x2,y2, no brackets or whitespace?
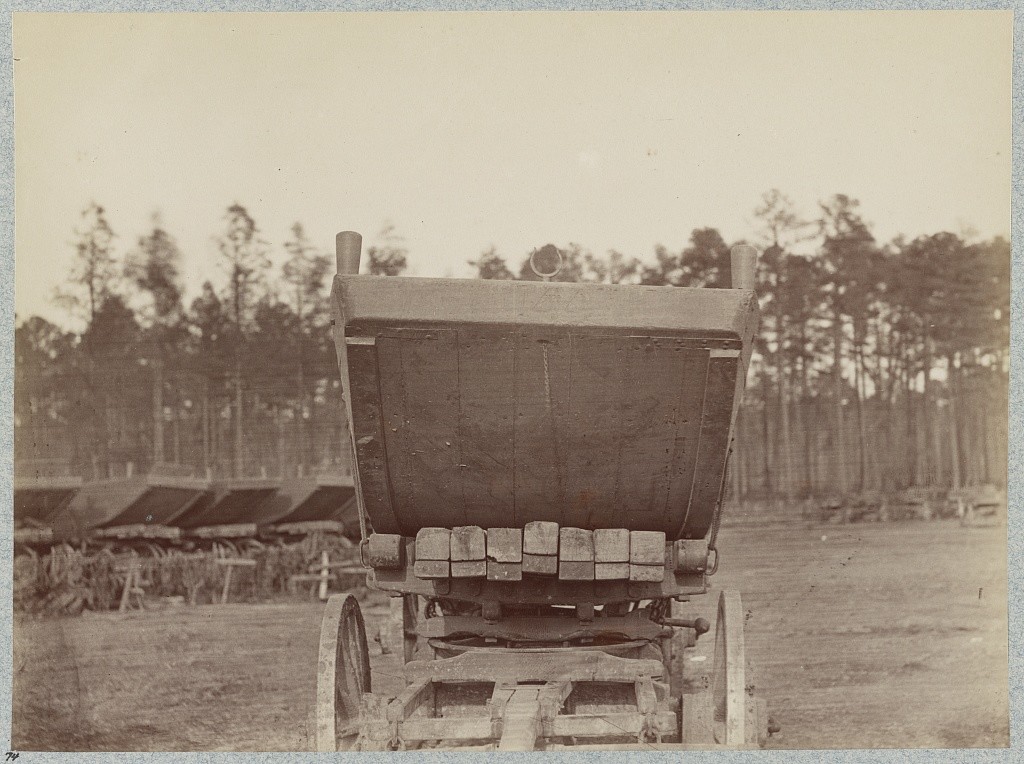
13,475,83,548
314,231,774,750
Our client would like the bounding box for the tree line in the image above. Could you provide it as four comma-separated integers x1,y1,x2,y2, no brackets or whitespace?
15,192,1009,502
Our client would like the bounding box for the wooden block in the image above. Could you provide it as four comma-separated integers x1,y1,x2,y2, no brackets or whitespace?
413,559,450,579
523,521,559,556
416,527,451,561
486,528,523,563
595,562,630,580
559,528,594,562
366,533,405,569
594,529,630,563
629,564,666,582
559,560,595,581
451,560,487,578
451,526,486,561
487,561,523,581
629,531,666,565
522,553,558,576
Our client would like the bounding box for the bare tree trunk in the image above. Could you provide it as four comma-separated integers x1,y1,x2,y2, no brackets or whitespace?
979,379,991,485
832,316,846,495
234,356,244,479
779,374,793,502
853,331,868,492
922,331,938,486
201,376,211,474
153,356,165,465
172,386,181,465
947,355,962,491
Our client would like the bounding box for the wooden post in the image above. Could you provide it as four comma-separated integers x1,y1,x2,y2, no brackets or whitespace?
336,231,362,275
119,562,137,612
118,559,146,612
221,565,234,605
730,245,758,290
318,551,330,601
216,558,257,604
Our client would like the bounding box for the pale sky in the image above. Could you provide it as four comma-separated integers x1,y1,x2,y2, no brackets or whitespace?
13,11,1012,327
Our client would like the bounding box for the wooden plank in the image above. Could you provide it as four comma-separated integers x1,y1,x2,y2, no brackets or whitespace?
489,683,516,719
272,520,347,536
405,649,666,684
398,717,493,742
385,678,434,722
522,554,558,576
415,527,452,561
663,347,712,534
413,560,450,579
336,276,758,337
487,561,523,582
457,331,515,526
498,687,542,751
451,560,487,578
289,573,338,582
559,527,594,561
523,521,559,556
417,612,665,642
187,523,258,538
680,354,740,538
371,562,705,603
594,562,630,580
559,560,595,581
610,338,687,525
629,531,666,564
550,711,677,738
635,677,658,714
564,336,622,528
451,526,486,561
629,564,666,583
377,331,464,530
594,528,629,562
486,528,523,563
345,342,401,534
512,331,571,524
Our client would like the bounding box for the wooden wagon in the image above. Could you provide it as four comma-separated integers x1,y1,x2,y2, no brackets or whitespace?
316,231,773,750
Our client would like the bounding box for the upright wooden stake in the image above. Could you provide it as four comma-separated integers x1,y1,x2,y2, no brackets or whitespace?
319,551,331,601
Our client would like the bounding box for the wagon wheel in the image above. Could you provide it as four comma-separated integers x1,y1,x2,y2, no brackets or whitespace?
710,590,746,745
316,593,371,751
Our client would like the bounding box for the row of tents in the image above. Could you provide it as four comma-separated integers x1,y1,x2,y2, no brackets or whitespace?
13,473,358,552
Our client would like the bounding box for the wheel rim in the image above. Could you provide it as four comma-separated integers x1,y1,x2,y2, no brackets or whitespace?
316,593,370,751
711,590,746,745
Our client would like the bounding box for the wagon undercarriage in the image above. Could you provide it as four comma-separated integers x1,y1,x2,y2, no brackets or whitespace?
316,590,770,751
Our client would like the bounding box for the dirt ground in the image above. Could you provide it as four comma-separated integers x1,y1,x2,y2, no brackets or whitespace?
11,519,1008,751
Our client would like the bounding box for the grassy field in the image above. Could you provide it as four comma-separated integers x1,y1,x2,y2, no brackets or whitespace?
12,518,1008,751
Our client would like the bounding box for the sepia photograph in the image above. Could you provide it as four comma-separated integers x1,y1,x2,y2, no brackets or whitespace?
7,9,1013,752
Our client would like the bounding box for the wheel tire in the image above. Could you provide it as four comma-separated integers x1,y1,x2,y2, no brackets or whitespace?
315,593,371,751
681,591,747,746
